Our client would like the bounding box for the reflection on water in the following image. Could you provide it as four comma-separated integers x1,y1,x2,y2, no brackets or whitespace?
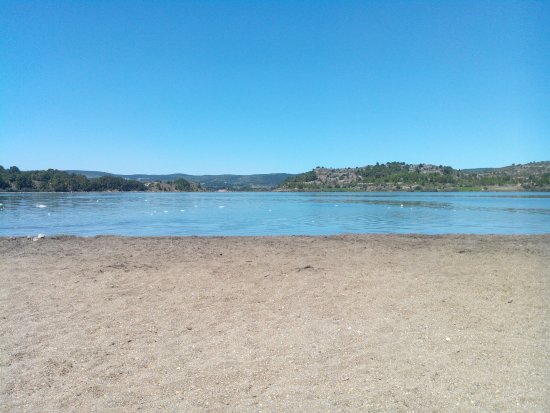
0,192,549,236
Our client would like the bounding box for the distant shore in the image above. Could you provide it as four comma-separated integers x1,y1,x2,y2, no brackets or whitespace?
2,185,549,193
2,161,549,192
1,235,549,411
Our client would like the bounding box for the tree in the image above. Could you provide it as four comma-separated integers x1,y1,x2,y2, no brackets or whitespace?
15,174,33,190
50,174,68,191
174,178,192,191
88,176,145,191
0,175,10,190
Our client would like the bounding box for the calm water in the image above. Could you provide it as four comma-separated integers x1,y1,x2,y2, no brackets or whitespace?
0,192,549,236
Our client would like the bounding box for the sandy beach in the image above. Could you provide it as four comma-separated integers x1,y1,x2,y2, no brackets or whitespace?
1,235,549,412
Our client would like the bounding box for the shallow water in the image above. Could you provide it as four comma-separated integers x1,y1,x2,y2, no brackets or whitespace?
0,192,549,236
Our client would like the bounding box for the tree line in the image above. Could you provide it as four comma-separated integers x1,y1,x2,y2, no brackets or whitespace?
0,166,194,192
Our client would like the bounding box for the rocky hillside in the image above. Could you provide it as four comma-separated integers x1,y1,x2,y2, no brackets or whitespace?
278,161,550,191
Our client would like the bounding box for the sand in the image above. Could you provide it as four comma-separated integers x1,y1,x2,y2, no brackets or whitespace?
1,235,549,412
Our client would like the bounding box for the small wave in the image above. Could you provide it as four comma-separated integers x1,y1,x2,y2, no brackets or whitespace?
218,205,225,209
36,204,47,208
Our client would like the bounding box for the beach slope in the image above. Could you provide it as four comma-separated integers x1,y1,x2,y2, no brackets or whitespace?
1,235,549,411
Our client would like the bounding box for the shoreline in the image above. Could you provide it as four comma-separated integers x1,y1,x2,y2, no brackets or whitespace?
2,232,550,238
2,187,550,193
2,233,550,238
1,235,549,411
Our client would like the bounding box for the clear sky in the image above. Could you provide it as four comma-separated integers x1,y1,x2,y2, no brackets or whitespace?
1,1,549,174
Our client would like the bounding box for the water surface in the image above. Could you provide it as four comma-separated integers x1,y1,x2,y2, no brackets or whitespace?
0,192,549,236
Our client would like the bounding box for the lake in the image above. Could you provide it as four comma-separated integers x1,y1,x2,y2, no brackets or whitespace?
0,192,549,236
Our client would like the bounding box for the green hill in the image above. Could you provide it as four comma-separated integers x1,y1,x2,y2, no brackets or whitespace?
3,162,548,192
65,171,293,191
278,161,550,192
0,167,147,192
0,166,292,192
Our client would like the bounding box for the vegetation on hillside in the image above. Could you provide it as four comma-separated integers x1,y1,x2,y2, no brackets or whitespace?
66,170,294,191
0,166,196,192
279,162,550,191
3,162,548,192
143,178,201,192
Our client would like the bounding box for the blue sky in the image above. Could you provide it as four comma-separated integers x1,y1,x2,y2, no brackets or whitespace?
1,1,548,174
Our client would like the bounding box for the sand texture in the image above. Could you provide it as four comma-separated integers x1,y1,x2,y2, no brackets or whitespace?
1,235,549,412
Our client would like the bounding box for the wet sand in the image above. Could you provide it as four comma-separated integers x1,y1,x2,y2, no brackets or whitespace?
1,235,549,412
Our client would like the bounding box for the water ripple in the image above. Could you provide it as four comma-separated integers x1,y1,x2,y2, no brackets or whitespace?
0,192,549,236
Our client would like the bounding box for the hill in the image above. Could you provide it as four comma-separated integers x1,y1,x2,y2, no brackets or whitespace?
278,161,550,191
65,171,294,191
0,167,201,192
3,162,548,192
0,167,147,192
